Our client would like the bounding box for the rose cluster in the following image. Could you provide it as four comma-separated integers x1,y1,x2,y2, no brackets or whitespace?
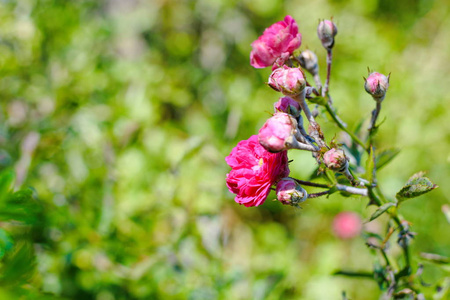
225,15,389,207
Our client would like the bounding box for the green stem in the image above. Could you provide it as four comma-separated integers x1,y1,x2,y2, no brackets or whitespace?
333,270,374,278
366,184,383,206
324,102,367,151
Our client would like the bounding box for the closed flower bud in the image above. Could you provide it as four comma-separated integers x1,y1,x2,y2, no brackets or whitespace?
274,96,301,117
323,148,348,172
258,112,298,153
297,50,319,75
317,20,338,50
276,178,308,206
364,72,389,101
268,65,306,96
332,212,362,239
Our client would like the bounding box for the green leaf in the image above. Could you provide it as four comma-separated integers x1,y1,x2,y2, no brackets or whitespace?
0,170,14,202
0,242,36,285
365,146,375,184
420,252,450,265
369,202,395,221
396,172,438,202
0,189,41,224
375,148,400,170
325,169,337,185
0,229,13,259
308,96,327,106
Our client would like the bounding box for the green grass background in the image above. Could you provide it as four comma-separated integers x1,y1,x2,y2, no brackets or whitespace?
0,0,449,298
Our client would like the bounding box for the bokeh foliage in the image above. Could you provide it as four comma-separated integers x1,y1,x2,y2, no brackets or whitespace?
0,0,448,299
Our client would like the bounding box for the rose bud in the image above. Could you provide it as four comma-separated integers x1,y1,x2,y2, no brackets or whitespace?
323,148,348,172
317,20,338,50
332,212,362,239
274,96,301,117
258,112,298,153
268,65,306,96
364,72,390,101
276,178,308,206
297,50,319,76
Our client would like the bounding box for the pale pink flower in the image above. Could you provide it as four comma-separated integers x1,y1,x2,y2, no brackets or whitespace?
323,148,347,171
364,72,390,100
276,178,307,205
268,65,306,96
333,212,363,239
225,135,290,207
250,15,302,69
258,112,297,153
317,20,338,49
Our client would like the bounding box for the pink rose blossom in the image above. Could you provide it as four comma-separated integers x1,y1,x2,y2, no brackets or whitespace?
258,112,297,153
225,135,290,207
333,212,363,239
364,72,389,100
274,96,300,114
323,148,347,171
268,65,306,96
250,15,302,69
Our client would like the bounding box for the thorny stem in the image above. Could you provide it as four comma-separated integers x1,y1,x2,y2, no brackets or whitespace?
292,178,329,189
342,167,361,187
323,49,333,100
313,74,322,91
292,91,327,148
308,190,330,198
291,178,368,196
336,184,368,196
368,101,382,138
324,102,367,151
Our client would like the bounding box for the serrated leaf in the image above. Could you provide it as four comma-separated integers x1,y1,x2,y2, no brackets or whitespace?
376,148,400,170
365,146,375,184
308,96,327,106
396,172,438,202
369,202,395,221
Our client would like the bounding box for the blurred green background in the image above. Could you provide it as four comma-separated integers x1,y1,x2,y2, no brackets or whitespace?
0,0,449,299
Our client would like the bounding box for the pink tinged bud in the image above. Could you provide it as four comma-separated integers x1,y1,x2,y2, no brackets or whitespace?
274,96,301,117
364,72,390,100
276,178,308,206
323,148,348,172
258,112,298,153
268,65,306,96
317,20,338,50
298,50,319,75
250,15,302,69
332,212,362,239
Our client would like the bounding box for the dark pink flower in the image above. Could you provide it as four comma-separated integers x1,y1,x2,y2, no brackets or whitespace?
333,212,362,239
274,96,300,114
225,135,290,207
258,112,297,153
268,65,306,96
250,15,302,69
